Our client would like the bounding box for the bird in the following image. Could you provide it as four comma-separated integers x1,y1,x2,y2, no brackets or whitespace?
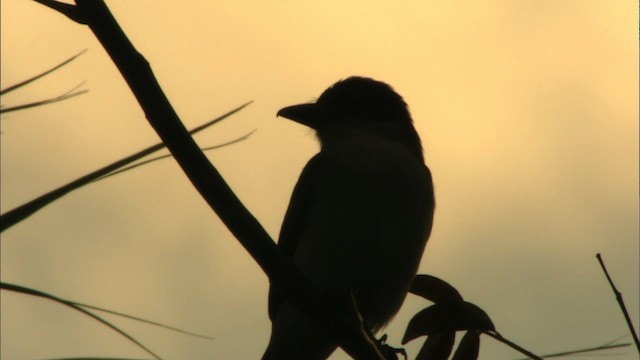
263,76,435,359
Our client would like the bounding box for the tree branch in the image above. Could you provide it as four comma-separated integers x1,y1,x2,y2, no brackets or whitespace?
33,0,87,24
34,1,386,358
596,253,640,352
483,331,543,360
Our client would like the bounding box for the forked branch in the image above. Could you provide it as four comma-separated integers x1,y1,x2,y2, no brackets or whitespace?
33,1,385,359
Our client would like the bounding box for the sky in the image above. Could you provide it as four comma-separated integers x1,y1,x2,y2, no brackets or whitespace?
1,1,638,359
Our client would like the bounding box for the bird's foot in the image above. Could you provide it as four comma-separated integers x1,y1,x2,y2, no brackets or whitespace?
377,334,407,360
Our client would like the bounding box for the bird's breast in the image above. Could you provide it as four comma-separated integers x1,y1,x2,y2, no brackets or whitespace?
292,135,434,329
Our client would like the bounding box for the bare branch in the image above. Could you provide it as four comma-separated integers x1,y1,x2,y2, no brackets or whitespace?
483,331,543,360
513,335,631,359
596,253,640,352
32,0,87,24
47,0,385,357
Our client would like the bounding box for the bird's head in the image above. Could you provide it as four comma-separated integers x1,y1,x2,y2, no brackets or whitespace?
277,76,423,161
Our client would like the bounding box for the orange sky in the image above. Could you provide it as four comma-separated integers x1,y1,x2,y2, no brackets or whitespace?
1,1,638,359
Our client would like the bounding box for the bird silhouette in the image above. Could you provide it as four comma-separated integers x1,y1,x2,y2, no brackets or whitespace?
264,76,435,359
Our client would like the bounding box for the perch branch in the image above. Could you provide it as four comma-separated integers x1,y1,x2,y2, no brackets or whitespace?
35,1,386,358
596,253,640,352
33,0,87,24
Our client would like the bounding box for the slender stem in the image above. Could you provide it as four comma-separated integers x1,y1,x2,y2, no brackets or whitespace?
482,331,543,360
514,342,630,359
0,88,88,114
2,282,162,359
72,302,215,340
95,130,256,181
0,102,250,232
596,253,640,352
0,49,86,95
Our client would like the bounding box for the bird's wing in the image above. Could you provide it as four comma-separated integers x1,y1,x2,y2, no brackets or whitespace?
268,154,323,320
267,141,434,322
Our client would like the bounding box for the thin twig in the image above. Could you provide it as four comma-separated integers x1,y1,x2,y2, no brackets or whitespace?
483,331,543,360
3,276,215,340
514,341,630,359
32,0,87,24
37,1,386,358
1,282,162,360
72,303,214,340
596,253,640,352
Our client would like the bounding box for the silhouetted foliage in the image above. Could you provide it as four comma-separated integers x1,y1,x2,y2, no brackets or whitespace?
402,275,493,360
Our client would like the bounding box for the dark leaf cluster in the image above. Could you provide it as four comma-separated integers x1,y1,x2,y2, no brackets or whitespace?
402,275,494,360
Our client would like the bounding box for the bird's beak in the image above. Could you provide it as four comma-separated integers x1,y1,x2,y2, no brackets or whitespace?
277,103,322,129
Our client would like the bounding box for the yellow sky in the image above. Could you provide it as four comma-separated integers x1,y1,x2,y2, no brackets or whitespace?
1,1,638,359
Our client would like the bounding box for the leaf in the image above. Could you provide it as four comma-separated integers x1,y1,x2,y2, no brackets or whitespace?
0,101,252,233
0,49,86,95
0,86,88,114
452,331,480,360
409,274,463,304
415,333,455,360
95,130,256,182
402,302,494,344
403,306,451,344
456,302,494,332
1,282,161,359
